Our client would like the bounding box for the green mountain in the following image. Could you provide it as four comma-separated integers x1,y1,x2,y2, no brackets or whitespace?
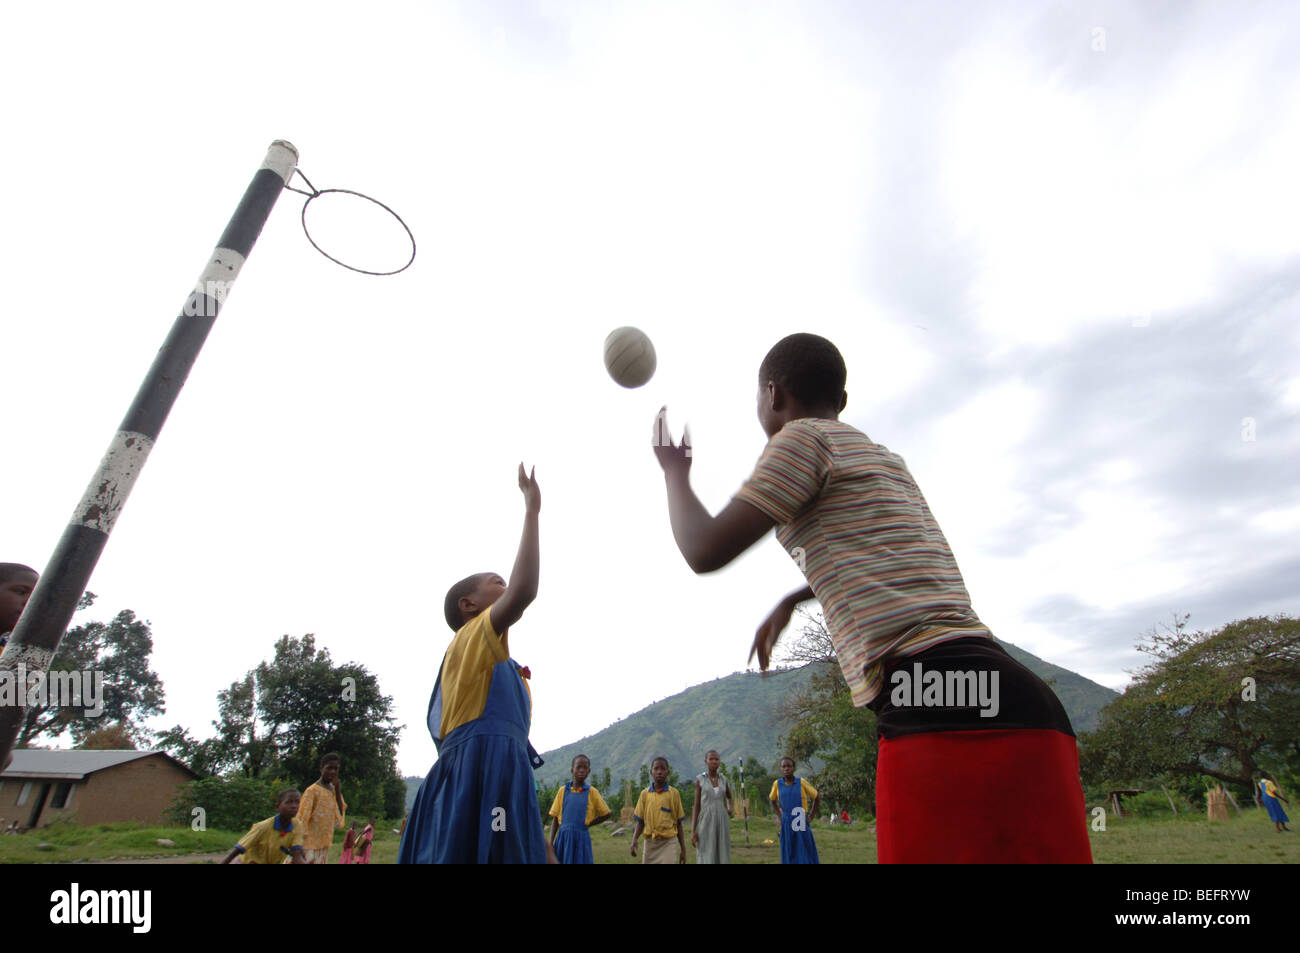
539,667,819,787
536,639,1118,786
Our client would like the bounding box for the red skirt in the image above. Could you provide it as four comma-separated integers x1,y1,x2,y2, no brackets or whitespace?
870,637,1093,864
877,728,1092,863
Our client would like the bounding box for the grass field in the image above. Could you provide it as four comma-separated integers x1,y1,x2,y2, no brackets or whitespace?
1,810,1295,864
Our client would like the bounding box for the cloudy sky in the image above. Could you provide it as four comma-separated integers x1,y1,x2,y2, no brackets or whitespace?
4,1,1297,776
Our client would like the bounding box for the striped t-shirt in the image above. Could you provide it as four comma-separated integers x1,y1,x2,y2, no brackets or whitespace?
735,417,991,707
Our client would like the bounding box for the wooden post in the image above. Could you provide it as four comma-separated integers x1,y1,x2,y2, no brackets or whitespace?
1160,784,1178,815
1223,786,1243,815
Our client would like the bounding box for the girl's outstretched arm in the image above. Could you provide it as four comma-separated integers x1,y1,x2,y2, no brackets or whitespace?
751,586,816,670
652,408,773,573
490,465,541,634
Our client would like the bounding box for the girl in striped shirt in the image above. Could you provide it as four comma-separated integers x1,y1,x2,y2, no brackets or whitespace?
650,333,1091,864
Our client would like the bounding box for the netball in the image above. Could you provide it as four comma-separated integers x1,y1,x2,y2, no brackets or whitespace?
603,326,657,388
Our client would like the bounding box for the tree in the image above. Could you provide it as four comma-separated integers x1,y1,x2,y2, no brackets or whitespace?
1079,614,1300,796
16,593,165,748
77,723,137,750
382,775,408,820
156,634,404,818
255,636,402,816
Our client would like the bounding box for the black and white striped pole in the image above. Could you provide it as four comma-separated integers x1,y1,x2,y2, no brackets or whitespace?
0,140,299,766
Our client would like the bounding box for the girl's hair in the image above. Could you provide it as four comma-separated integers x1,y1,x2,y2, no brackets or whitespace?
571,753,590,769
759,333,846,408
0,563,36,585
275,788,300,805
651,755,669,769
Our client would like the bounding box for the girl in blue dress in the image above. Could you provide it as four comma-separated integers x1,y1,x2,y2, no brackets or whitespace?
548,754,613,863
1256,774,1291,832
399,465,552,864
770,757,820,864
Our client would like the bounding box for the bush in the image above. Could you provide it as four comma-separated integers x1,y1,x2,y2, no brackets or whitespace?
168,775,289,832
1119,791,1184,818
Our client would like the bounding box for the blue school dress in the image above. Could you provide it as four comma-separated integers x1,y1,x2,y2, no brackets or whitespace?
1260,780,1290,823
398,625,546,864
776,777,820,865
553,783,594,864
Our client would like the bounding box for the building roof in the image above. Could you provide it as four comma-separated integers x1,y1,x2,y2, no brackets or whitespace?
0,749,199,781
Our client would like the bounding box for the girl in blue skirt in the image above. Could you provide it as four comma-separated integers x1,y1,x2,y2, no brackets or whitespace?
1256,774,1291,832
548,754,613,863
399,465,553,864
770,757,820,864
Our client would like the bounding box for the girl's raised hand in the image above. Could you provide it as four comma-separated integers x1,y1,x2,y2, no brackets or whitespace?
652,406,692,477
750,598,795,671
518,464,541,513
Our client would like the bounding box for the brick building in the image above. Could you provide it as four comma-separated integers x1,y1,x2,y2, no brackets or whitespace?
0,750,199,829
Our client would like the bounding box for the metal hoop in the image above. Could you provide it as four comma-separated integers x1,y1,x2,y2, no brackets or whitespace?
299,187,417,276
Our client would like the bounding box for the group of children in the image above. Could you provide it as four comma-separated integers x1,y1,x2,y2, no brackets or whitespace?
220,753,373,865
395,333,1096,864
551,751,820,864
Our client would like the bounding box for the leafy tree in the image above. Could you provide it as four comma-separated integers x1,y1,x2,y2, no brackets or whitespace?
383,775,408,820
77,722,136,750
16,593,165,747
154,724,222,777
254,636,402,817
1080,614,1300,797
158,634,403,819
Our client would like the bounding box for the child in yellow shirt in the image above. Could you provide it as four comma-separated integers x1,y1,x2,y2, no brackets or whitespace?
631,756,686,864
221,789,306,865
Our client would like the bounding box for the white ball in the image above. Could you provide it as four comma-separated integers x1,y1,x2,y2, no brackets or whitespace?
603,326,657,388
